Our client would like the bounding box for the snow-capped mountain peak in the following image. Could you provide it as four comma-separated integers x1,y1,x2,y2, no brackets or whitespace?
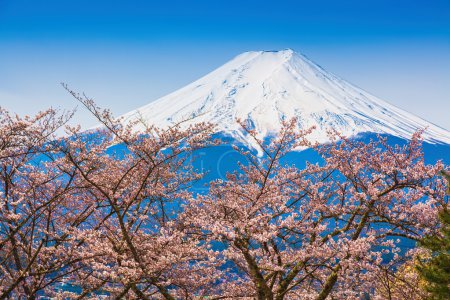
120,49,450,147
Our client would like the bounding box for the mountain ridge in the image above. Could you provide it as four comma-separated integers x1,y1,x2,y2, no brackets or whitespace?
119,49,450,149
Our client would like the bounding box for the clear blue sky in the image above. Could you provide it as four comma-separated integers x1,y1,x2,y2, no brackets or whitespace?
1,0,449,129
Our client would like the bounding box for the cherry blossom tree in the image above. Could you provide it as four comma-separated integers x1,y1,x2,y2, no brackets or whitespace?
1,95,447,300
183,119,448,300
50,89,220,299
0,108,77,298
0,93,219,299
373,248,430,300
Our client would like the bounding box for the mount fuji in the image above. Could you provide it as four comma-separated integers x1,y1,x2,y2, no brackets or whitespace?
120,49,450,149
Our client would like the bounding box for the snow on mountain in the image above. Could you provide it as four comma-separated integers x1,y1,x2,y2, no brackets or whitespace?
120,49,450,149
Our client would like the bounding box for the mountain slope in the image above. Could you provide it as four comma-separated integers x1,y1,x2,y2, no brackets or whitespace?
120,49,450,148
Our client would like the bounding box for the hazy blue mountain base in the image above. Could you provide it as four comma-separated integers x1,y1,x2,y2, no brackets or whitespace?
187,132,450,194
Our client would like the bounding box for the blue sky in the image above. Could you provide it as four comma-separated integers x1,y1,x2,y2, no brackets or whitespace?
1,0,449,129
